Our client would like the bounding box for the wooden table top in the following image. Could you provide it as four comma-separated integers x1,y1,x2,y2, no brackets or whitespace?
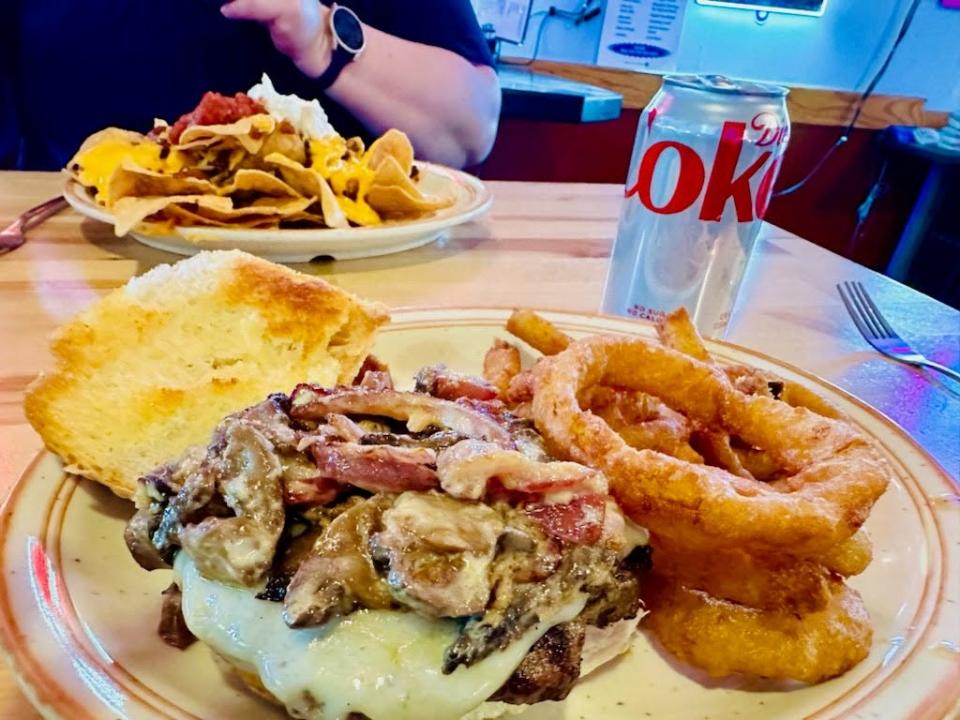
1,171,958,718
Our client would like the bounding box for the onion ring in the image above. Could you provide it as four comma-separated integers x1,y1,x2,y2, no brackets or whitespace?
531,336,890,554
650,538,833,614
643,577,872,683
582,386,702,463
730,443,781,481
724,364,845,420
656,308,845,421
815,527,873,577
689,429,753,479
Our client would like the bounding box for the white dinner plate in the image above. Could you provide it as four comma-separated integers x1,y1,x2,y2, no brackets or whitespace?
63,164,492,262
1,309,957,719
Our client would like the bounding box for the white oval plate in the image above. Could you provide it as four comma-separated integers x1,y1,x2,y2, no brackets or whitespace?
63,164,492,262
1,309,958,720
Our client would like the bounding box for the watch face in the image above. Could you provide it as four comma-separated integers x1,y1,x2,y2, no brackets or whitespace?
332,6,364,53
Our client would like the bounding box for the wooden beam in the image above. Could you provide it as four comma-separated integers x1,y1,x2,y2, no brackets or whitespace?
520,60,948,129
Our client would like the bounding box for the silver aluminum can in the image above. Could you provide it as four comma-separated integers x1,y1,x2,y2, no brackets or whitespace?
602,75,790,338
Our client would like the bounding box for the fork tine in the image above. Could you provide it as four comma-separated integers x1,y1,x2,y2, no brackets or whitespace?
844,281,884,338
852,282,896,338
837,283,876,341
838,282,870,337
848,282,886,338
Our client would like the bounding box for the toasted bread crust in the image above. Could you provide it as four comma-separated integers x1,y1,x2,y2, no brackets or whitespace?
25,250,388,497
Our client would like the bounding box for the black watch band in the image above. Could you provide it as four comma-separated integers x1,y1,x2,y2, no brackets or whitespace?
316,4,365,91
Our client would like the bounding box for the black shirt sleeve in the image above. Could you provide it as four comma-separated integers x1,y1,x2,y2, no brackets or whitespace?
339,0,494,68
12,0,495,168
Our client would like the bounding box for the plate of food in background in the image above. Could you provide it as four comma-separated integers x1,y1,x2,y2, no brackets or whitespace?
1,252,957,719
63,75,491,262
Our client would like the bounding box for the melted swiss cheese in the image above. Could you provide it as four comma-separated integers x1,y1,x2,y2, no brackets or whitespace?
175,553,586,720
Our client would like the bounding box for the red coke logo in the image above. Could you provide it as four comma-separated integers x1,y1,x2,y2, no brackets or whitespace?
624,116,785,222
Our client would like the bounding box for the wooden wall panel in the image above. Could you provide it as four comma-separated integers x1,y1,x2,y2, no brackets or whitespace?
520,61,949,129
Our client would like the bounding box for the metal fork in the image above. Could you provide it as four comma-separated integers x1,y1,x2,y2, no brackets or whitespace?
0,196,69,255
837,280,960,382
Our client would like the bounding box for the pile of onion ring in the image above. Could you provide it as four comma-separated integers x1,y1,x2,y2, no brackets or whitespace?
483,308,891,684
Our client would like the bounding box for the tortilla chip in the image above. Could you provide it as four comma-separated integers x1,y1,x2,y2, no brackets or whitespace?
191,146,248,177
263,153,349,229
112,195,234,236
272,209,328,227
262,154,325,197
219,168,303,198
71,116,443,230
372,155,417,189
66,128,153,173
366,156,453,218
163,204,279,229
366,129,414,175
265,156,382,228
112,192,318,234
137,220,178,236
257,129,307,165
177,115,277,153
313,175,349,230
364,185,447,219
186,196,313,221
107,159,217,202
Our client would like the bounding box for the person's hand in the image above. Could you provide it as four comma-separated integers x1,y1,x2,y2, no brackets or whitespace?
220,0,332,77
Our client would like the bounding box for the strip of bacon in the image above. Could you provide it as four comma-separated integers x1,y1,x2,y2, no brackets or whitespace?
525,495,606,545
415,364,499,402
353,355,395,391
283,475,340,506
309,442,439,494
352,355,391,382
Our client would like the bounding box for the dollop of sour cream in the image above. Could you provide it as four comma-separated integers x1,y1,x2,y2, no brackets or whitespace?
248,73,336,139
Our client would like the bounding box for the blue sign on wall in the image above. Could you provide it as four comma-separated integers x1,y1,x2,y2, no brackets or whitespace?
607,43,671,59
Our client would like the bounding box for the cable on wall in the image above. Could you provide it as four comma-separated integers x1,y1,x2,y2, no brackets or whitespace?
502,1,602,67
772,0,923,198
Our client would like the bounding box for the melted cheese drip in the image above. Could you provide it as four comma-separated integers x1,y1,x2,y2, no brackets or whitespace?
307,137,381,226
335,195,382,227
175,554,586,720
75,141,185,204
307,136,349,177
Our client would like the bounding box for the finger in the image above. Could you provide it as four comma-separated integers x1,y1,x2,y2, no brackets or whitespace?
220,0,280,21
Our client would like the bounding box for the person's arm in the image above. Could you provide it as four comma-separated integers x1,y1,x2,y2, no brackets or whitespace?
220,0,501,168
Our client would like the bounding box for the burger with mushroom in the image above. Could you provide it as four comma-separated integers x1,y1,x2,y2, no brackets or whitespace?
125,363,650,720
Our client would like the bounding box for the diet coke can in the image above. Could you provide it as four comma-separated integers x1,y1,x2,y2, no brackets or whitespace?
602,75,790,337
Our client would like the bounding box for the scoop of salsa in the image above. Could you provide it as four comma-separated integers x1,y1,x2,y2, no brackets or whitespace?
168,92,266,143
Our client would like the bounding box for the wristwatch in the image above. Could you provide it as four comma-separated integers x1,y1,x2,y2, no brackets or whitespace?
316,4,365,91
